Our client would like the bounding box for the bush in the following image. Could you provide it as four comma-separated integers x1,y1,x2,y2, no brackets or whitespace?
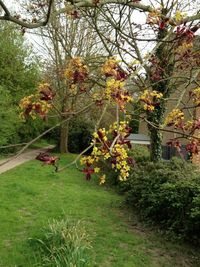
47,118,93,154
68,119,93,154
29,219,92,267
128,145,150,163
120,158,200,244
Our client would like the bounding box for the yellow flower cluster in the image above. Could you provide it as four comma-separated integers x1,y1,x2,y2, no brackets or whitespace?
19,82,54,120
99,57,132,110
140,90,163,111
176,42,193,54
19,94,34,107
174,11,186,23
147,9,162,25
105,79,124,99
65,57,88,81
93,128,108,142
69,84,78,95
19,95,51,120
80,155,95,166
112,144,130,181
191,87,200,105
164,109,184,127
109,121,129,137
99,175,106,185
104,78,133,110
184,120,194,131
101,57,119,77
64,57,89,95
80,120,133,184
38,82,51,92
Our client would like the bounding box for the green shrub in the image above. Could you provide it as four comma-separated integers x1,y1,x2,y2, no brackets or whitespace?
47,118,93,154
68,119,93,154
29,219,92,267
128,145,150,163
121,158,200,244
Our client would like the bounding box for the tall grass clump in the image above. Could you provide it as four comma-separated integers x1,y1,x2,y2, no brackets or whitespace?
30,219,92,267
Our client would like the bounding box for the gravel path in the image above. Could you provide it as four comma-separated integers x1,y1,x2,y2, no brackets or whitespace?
0,146,55,175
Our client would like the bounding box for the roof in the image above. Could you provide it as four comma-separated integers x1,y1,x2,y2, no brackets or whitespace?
127,134,150,145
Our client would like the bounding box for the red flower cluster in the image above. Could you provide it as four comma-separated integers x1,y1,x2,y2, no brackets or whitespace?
82,167,95,180
19,83,55,120
36,152,60,171
39,83,56,101
101,57,127,81
186,140,199,155
166,139,181,151
175,26,195,44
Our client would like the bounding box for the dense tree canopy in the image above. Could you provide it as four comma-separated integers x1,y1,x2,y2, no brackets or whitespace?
0,23,42,149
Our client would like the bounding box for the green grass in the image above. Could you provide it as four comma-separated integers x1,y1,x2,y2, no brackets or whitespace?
30,139,56,149
0,154,199,267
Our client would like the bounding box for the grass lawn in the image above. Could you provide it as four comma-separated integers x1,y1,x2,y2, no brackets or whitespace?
30,139,56,149
0,154,199,267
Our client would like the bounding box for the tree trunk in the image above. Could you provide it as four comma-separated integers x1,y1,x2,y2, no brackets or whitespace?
149,125,163,162
147,105,165,162
59,119,69,154
147,25,174,162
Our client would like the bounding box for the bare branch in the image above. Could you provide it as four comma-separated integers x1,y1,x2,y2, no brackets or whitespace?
0,0,54,28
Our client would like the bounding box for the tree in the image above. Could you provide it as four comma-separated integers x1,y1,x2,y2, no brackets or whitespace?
22,1,110,153
1,1,200,182
65,0,200,161
0,23,40,100
0,86,21,149
0,22,42,148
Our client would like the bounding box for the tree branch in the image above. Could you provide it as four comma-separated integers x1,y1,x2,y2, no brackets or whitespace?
0,103,94,167
58,0,152,14
0,0,54,29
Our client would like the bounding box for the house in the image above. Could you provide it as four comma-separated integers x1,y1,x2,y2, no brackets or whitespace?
127,133,150,145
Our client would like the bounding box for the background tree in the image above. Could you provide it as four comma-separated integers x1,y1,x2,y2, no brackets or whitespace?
0,22,42,150
24,0,112,153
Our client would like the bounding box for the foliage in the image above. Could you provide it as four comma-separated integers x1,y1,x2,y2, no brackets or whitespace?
0,23,40,101
17,118,48,143
0,87,21,149
121,158,200,243
68,118,93,153
0,22,41,149
128,145,150,163
30,219,92,267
